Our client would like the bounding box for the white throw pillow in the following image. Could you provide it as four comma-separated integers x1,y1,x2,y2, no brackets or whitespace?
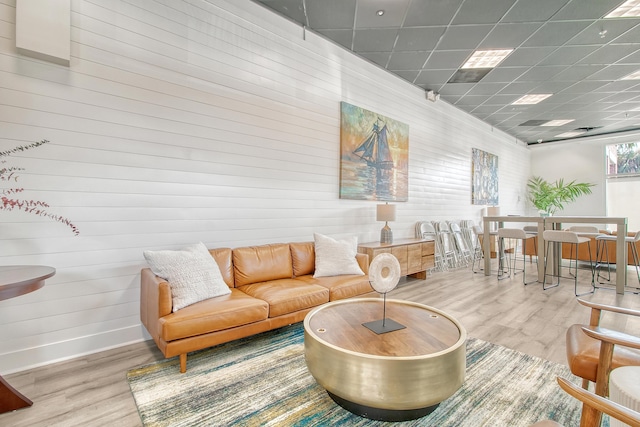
143,242,230,312
313,233,365,278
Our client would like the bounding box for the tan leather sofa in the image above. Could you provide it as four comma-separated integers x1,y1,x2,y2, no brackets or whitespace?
140,242,374,372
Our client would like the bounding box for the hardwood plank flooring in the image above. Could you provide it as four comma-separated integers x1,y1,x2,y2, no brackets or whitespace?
1,261,639,426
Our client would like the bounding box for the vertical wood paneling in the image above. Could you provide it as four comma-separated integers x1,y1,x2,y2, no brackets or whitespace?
0,0,531,373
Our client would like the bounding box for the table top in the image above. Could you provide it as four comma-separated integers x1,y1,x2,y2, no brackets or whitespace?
305,298,464,358
0,265,56,301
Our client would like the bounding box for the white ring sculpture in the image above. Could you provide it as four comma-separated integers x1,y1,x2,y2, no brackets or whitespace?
369,253,401,294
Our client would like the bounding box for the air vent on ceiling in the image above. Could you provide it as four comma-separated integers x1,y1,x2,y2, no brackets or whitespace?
575,126,602,132
447,68,492,83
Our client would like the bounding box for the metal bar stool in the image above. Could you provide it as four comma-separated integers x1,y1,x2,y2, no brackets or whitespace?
497,228,537,284
595,231,640,293
542,230,595,296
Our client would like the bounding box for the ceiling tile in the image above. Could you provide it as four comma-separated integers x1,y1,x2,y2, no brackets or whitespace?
353,28,398,51
478,23,542,49
316,29,353,49
484,94,522,105
394,27,447,51
522,21,592,47
499,47,556,66
501,0,568,23
415,69,457,86
551,0,630,20
550,64,601,81
558,80,610,94
610,23,640,44
255,0,306,24
306,0,355,29
390,69,420,82
438,83,476,96
538,46,601,66
578,45,640,65
467,83,510,96
498,81,539,94
452,0,516,25
425,50,473,69
516,65,568,82
616,48,640,64
481,67,528,83
403,0,463,27
388,51,429,70
355,0,410,28
359,51,392,67
455,95,492,106
585,64,640,81
436,25,494,50
567,19,640,46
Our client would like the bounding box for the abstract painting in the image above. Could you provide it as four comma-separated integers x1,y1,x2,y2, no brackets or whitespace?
471,148,499,205
339,102,409,201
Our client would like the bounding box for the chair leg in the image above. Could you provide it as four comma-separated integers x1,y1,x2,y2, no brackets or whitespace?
596,239,611,284
522,239,537,285
574,241,595,297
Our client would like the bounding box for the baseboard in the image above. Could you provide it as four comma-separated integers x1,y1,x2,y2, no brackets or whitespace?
0,325,150,374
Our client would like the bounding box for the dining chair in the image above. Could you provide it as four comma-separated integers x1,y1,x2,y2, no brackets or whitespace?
565,298,640,426
542,230,595,296
595,231,640,293
496,228,537,284
529,377,640,427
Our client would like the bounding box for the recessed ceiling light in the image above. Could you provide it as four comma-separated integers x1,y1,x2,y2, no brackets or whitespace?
621,69,640,80
605,0,640,17
541,119,575,126
555,131,586,138
461,49,513,69
376,10,384,16
512,94,553,105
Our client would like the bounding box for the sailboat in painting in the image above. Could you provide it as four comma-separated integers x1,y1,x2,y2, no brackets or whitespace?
353,117,394,170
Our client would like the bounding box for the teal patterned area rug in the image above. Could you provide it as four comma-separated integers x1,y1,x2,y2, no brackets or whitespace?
127,324,587,427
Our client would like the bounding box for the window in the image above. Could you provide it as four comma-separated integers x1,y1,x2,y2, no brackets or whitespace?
606,142,640,230
606,142,640,176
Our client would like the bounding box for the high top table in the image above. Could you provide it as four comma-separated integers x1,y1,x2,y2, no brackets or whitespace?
482,216,628,294
0,265,56,414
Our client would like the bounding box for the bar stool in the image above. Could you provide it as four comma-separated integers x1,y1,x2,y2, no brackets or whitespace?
497,228,537,284
471,225,497,273
595,231,640,292
542,230,595,296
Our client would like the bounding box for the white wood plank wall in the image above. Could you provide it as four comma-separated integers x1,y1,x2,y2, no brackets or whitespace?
0,0,532,372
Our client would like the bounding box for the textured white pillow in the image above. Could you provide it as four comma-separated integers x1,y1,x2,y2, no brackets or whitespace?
313,233,365,278
143,242,230,312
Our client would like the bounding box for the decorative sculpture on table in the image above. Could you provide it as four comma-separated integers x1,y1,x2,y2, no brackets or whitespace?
362,253,405,334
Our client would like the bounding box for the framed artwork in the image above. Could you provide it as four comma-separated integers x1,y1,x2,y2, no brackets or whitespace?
471,148,499,205
339,102,409,201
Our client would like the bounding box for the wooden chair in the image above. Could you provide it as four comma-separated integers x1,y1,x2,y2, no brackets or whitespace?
529,377,640,427
566,298,640,425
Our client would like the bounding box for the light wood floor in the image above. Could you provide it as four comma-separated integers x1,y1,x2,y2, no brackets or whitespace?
2,261,639,427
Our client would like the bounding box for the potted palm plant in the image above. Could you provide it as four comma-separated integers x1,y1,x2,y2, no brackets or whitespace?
527,176,594,216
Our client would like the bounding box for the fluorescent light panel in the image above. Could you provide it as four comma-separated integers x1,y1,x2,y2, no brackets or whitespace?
512,94,553,105
605,0,640,17
541,119,575,126
461,49,513,69
621,69,640,80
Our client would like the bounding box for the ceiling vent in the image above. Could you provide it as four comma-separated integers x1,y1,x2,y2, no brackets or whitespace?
575,126,602,132
519,120,550,126
447,68,491,83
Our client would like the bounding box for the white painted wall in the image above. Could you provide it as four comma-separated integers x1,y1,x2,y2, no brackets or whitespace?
529,130,640,229
0,0,531,373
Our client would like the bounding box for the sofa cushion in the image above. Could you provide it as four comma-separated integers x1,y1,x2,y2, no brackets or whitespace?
143,242,231,312
209,248,234,287
290,242,315,277
313,233,364,278
160,289,269,342
238,279,329,317
233,244,294,287
297,274,374,301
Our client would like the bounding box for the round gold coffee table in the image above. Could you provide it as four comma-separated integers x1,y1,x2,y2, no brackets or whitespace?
303,298,466,421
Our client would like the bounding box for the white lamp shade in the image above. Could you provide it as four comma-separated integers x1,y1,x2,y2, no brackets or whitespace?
376,203,396,222
486,206,500,216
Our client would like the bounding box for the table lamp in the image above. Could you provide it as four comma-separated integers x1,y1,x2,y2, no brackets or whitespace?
377,203,396,244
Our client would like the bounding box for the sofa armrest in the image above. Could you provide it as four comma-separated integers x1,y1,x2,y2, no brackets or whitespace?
356,253,369,274
140,268,173,342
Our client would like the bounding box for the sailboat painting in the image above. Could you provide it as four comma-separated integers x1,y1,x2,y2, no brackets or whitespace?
339,102,409,201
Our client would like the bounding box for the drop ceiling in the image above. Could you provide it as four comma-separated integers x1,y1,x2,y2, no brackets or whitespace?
251,0,640,145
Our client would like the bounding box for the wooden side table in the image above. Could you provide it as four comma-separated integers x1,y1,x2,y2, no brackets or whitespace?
0,265,56,414
358,238,435,279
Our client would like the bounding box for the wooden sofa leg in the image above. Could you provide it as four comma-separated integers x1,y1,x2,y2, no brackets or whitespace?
180,353,187,373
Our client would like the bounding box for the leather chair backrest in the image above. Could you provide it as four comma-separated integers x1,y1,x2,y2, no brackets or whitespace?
289,242,315,277
209,248,234,288
232,243,293,287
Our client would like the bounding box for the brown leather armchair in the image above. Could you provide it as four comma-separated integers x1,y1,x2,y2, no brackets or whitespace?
530,377,640,427
566,298,640,425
